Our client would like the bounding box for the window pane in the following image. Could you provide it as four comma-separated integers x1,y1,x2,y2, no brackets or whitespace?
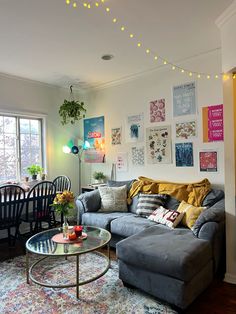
4,117,16,134
20,119,30,133
30,120,39,134
4,134,16,149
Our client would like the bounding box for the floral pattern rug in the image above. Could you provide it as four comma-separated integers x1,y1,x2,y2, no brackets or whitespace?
0,253,177,314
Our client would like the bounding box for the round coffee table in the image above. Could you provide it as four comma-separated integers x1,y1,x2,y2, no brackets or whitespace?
25,226,111,298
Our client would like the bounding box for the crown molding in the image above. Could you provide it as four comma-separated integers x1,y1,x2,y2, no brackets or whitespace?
216,0,236,29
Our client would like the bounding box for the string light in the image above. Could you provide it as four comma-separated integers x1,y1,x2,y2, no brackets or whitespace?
66,1,234,80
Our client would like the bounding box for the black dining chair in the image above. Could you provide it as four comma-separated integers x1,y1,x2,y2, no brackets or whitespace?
21,181,56,234
0,184,25,246
53,175,71,193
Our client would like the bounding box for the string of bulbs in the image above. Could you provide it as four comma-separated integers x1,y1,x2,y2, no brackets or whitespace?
65,0,236,81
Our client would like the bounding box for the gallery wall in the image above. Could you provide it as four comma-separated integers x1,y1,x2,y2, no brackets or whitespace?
83,50,224,188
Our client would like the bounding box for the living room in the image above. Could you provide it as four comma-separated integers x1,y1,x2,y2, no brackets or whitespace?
0,0,236,313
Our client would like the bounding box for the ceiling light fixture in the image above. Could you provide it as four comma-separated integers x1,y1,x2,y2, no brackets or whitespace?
101,54,114,61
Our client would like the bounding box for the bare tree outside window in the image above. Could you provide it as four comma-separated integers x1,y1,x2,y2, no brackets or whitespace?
0,115,43,183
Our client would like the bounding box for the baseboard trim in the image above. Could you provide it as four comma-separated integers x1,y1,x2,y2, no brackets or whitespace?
224,272,236,284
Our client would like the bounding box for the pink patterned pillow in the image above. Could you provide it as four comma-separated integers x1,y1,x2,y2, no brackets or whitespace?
148,206,184,229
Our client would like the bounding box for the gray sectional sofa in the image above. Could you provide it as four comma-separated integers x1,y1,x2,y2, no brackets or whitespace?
76,180,225,310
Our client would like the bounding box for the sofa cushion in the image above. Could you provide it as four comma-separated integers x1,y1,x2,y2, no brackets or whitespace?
82,212,132,230
148,206,184,228
165,196,180,211
117,225,212,282
177,201,206,229
98,185,128,212
110,215,157,237
128,194,139,214
136,193,169,217
77,189,101,212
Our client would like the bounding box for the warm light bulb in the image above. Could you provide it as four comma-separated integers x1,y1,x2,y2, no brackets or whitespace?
189,72,193,77
146,49,150,54
163,60,167,65
101,0,105,2
112,18,117,23
83,2,87,7
207,75,210,79
215,75,219,79
121,26,125,31
87,4,91,8
172,66,175,70
233,74,236,79
95,2,99,6
137,42,141,47
130,34,134,38
66,0,70,4
181,69,185,73
73,2,77,7
62,145,71,154
106,7,110,12
197,74,201,78
154,56,158,60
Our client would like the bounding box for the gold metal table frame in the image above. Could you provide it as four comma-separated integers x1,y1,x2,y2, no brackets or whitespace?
26,227,111,299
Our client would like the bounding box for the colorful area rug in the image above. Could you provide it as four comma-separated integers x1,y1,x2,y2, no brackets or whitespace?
0,253,177,314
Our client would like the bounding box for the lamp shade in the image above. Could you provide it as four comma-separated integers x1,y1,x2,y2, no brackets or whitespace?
71,145,79,154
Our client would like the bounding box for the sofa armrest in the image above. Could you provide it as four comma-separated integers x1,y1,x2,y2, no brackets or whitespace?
76,199,85,224
192,198,225,237
197,221,225,273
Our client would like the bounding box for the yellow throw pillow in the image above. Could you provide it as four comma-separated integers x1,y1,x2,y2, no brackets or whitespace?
177,200,206,229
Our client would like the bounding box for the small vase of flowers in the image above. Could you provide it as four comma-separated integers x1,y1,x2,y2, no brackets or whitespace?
51,190,75,239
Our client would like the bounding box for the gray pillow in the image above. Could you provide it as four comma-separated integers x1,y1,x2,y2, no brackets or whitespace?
202,189,224,207
165,196,180,211
107,179,135,193
78,189,101,212
128,194,139,214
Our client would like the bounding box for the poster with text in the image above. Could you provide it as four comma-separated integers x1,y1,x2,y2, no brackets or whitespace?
175,143,193,167
83,116,105,163
131,146,145,166
146,125,172,164
150,99,165,122
111,127,121,145
176,121,196,139
116,152,128,172
173,82,196,117
199,151,217,172
125,113,144,143
202,104,224,142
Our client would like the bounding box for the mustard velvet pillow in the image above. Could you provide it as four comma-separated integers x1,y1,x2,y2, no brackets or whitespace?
177,200,206,229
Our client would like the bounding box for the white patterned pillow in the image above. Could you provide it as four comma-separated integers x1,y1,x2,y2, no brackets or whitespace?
136,193,169,217
98,185,128,212
148,206,184,229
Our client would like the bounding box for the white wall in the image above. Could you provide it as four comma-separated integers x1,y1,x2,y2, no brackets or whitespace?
216,0,236,284
216,0,236,73
0,73,84,196
84,51,224,187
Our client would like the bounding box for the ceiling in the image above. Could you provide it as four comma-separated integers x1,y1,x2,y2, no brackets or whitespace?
0,0,233,89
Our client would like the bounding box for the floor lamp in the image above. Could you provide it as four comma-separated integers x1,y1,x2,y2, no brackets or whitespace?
63,141,90,195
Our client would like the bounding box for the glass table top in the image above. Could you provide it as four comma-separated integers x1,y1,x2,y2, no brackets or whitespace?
26,226,111,256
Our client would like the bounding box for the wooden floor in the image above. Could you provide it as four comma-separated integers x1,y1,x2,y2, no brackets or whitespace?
1,238,236,314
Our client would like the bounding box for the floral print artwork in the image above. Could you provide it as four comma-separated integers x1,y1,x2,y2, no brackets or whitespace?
176,121,196,139
150,99,165,123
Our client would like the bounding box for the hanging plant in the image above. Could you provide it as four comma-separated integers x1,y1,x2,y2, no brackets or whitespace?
59,85,86,125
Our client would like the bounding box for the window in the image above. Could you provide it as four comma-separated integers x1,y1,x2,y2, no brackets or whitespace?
0,114,44,182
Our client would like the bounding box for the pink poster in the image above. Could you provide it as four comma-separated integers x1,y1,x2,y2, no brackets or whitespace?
203,104,224,142
150,99,165,123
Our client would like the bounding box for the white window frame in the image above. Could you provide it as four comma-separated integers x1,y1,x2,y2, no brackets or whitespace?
0,110,47,182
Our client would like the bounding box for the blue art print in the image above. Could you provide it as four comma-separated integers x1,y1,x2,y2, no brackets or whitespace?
126,113,144,143
175,143,194,167
173,82,196,117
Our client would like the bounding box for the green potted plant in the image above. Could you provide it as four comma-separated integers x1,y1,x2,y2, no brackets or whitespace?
59,85,86,125
93,171,106,184
27,164,43,180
